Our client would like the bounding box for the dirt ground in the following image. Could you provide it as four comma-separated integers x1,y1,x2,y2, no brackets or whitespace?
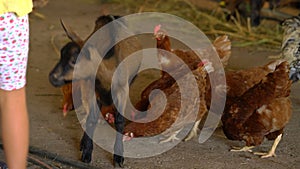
1,0,299,168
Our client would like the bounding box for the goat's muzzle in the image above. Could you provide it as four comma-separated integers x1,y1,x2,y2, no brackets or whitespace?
49,70,67,87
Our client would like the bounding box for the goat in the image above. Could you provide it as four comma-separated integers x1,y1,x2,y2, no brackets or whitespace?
49,15,142,167
223,0,281,26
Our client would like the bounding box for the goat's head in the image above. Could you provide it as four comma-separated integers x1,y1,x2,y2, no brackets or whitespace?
49,16,122,88
49,19,86,87
49,41,101,87
49,42,81,87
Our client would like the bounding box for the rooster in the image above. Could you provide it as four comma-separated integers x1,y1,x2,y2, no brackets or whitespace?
124,61,212,143
222,59,292,158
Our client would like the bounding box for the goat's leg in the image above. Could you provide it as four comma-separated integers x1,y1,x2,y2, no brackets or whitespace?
113,111,125,167
80,132,93,163
250,0,264,26
80,79,91,114
80,99,99,163
112,80,130,168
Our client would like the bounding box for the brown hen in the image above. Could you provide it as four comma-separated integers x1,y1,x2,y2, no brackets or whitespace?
61,80,115,124
124,62,210,143
61,81,81,117
133,25,231,121
60,80,91,117
222,59,292,158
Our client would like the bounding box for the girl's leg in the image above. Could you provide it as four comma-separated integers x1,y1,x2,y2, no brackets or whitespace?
0,87,29,169
0,12,30,169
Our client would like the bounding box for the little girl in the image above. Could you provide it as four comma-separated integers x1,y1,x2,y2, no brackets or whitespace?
0,0,33,169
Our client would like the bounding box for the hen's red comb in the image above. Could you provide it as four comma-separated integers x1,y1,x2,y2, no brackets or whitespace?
154,24,161,34
198,59,209,67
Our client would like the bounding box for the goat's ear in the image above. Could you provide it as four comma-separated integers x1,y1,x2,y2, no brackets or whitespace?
60,19,84,47
81,47,91,60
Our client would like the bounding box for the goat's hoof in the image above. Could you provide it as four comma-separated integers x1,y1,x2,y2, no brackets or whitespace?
80,139,93,163
80,132,93,163
81,155,92,163
80,144,92,163
113,154,124,168
81,152,92,163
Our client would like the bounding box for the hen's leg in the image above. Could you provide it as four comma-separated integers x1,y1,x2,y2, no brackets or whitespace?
80,99,99,163
159,128,183,144
254,133,282,158
230,146,255,152
184,120,200,141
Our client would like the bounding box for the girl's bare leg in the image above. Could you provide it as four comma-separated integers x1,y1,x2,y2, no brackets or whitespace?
0,87,29,169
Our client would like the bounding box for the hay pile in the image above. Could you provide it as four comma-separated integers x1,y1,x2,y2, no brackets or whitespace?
106,0,284,49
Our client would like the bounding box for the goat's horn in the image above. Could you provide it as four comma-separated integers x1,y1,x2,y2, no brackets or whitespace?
60,19,84,47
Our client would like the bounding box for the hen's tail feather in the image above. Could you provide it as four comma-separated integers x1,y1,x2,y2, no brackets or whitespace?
213,35,231,67
226,59,286,97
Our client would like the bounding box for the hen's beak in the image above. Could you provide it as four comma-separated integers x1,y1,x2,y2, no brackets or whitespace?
198,59,214,73
154,33,161,40
154,31,166,41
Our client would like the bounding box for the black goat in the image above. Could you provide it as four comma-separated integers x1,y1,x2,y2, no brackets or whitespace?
49,15,142,167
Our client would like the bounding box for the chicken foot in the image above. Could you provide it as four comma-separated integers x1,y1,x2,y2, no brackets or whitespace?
184,120,200,141
159,128,183,144
230,146,255,152
253,133,282,158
